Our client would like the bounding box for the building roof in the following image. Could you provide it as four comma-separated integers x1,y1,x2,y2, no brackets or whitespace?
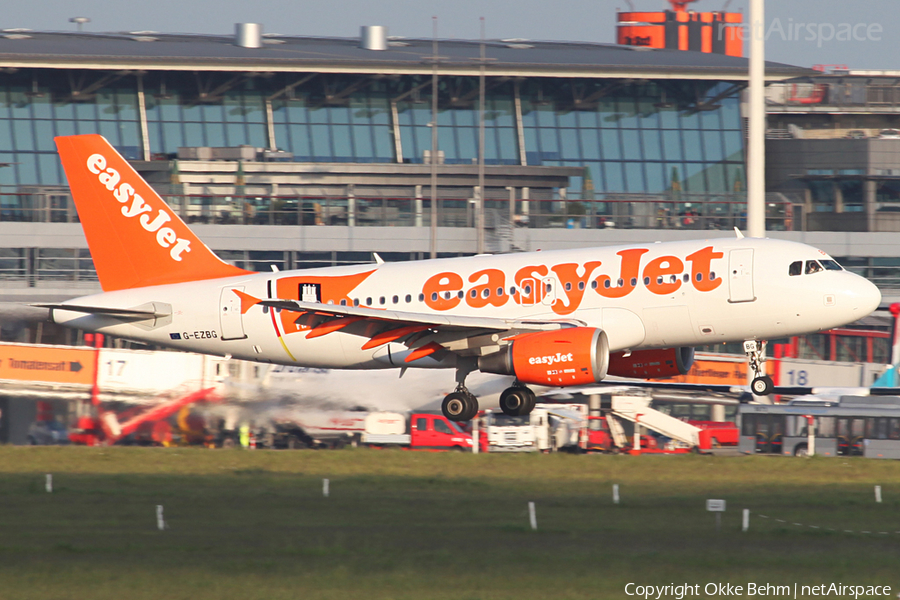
0,30,810,81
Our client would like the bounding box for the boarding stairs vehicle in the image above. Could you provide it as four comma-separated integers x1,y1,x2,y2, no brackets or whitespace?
609,394,702,449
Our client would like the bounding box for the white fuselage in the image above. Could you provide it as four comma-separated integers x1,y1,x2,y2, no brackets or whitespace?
51,237,881,371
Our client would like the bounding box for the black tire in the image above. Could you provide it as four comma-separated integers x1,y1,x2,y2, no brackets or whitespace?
794,443,809,457
499,387,530,416
221,437,237,449
461,393,480,421
522,387,537,413
442,392,470,421
751,376,774,396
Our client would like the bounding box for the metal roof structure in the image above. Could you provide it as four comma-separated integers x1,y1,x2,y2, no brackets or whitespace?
0,30,809,80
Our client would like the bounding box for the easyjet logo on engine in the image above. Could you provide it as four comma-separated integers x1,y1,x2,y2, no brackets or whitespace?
87,154,192,261
421,246,724,316
528,352,574,366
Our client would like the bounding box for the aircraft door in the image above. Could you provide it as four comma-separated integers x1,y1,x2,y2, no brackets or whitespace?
219,286,248,341
519,278,538,306
728,249,755,303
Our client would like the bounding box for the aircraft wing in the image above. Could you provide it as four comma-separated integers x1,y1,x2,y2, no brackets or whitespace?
257,297,580,332
237,291,584,359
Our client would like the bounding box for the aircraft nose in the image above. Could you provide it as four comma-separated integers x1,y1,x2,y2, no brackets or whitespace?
846,274,882,316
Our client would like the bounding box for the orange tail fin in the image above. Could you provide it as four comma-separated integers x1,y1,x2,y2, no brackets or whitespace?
55,134,250,291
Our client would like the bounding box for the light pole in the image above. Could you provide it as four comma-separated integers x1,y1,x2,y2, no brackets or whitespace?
69,17,90,32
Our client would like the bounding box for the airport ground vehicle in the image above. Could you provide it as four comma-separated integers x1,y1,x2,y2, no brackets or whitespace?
69,387,219,446
582,392,738,453
740,396,900,458
361,411,473,451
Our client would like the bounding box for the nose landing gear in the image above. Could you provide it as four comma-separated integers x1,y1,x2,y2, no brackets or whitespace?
744,340,774,396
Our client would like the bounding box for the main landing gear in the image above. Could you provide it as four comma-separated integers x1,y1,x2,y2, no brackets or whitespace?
440,360,538,422
744,340,774,396
498,384,536,417
442,359,480,422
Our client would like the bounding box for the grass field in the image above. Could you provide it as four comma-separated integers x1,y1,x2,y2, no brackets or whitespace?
1,447,899,600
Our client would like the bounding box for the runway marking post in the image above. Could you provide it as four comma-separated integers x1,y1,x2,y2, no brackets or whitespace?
707,499,726,532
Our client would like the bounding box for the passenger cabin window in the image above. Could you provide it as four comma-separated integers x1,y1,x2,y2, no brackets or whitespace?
789,261,802,276
805,260,823,275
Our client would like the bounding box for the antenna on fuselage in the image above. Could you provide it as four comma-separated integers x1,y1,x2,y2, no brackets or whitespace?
373,253,385,265
734,227,745,239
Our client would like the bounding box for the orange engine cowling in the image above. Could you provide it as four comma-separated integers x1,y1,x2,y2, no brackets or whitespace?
478,327,609,386
607,347,695,379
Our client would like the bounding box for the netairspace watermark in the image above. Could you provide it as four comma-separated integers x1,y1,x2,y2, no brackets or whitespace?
720,19,884,48
625,582,893,600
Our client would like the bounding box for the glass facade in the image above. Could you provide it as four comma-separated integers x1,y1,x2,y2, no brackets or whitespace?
520,81,744,195
0,70,745,198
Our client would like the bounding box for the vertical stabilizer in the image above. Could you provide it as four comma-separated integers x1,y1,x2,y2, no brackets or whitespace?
55,134,250,291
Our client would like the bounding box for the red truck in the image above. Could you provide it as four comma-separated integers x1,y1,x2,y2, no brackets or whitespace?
361,411,474,451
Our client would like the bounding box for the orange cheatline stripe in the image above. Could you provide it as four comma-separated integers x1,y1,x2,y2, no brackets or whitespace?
361,325,429,350
306,316,365,339
404,342,444,363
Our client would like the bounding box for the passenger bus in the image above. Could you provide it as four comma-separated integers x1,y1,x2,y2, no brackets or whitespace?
739,396,900,458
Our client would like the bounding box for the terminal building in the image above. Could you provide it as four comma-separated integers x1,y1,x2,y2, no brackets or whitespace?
0,24,896,344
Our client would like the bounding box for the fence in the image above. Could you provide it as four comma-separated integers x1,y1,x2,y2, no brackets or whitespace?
0,190,798,232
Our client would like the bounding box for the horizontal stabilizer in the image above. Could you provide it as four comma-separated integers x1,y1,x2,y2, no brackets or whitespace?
33,304,170,320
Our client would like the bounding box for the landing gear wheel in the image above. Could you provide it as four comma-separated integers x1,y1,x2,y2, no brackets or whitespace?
751,376,774,396
442,391,479,422
499,386,536,417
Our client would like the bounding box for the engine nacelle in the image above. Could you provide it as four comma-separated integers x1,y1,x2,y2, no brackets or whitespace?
607,347,695,379
478,327,609,386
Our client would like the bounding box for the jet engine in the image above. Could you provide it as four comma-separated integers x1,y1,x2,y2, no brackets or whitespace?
478,327,609,386
606,347,695,379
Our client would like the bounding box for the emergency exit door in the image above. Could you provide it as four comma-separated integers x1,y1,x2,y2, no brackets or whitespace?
728,249,755,303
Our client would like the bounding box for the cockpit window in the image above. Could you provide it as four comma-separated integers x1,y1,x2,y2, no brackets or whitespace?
820,259,843,271
788,261,802,276
805,260,824,275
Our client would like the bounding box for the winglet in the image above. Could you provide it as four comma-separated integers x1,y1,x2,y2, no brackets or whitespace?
55,134,250,291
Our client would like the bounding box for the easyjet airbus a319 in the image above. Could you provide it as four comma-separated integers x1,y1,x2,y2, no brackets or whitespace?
43,135,882,421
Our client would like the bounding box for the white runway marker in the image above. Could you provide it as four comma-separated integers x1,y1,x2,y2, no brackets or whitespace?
323,478,330,498
875,485,882,503
528,501,537,531
612,483,620,505
45,474,52,493
156,505,166,531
